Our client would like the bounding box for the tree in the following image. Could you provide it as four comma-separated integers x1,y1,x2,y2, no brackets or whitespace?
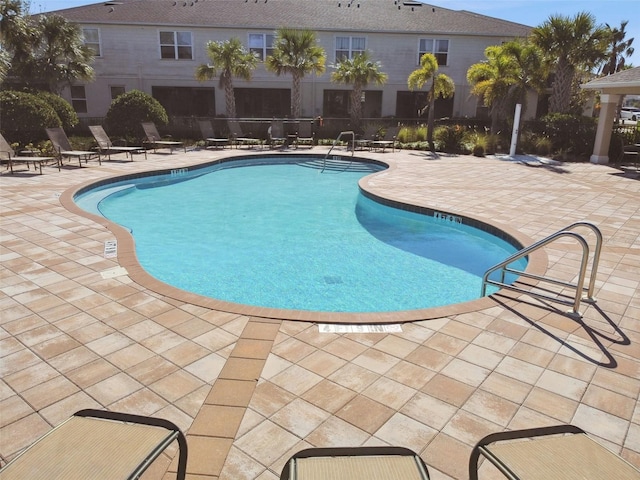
195,38,258,119
500,39,548,114
600,20,634,75
266,28,326,118
408,53,455,151
330,51,387,130
531,12,609,113
1,5,95,93
105,90,169,139
32,15,95,92
0,0,37,83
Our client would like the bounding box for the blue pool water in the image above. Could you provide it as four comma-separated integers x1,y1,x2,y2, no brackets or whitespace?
76,157,524,313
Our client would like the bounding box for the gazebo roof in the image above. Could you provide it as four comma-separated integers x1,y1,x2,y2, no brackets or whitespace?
581,67,640,95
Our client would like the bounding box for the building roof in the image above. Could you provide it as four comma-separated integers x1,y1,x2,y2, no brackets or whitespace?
50,0,532,36
581,67,640,95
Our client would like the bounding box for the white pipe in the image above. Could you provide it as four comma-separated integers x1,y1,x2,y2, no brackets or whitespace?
509,103,522,157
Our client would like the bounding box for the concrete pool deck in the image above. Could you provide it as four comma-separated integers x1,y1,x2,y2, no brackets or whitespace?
1,145,638,479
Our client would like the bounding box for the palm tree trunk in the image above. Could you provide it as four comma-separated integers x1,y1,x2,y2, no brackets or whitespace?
490,105,499,135
550,56,573,113
426,87,436,151
292,72,301,118
351,85,363,131
223,75,236,118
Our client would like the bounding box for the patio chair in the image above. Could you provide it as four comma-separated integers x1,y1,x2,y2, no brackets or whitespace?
0,133,57,174
89,125,147,161
141,122,185,153
227,120,262,148
268,119,287,148
354,124,380,151
0,409,188,480
46,127,101,168
469,424,640,480
294,120,315,148
280,446,430,480
371,125,400,152
198,119,229,149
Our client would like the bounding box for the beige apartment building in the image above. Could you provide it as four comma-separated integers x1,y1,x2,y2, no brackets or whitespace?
54,0,533,121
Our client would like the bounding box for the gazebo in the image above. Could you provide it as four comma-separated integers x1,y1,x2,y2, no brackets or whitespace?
581,66,640,164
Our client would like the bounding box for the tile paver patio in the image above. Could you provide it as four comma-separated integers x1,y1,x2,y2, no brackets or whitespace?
1,145,638,479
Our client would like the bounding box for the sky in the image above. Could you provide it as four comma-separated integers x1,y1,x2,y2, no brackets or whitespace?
29,0,639,64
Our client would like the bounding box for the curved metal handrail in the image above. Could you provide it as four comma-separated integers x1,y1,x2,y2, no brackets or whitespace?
322,131,355,172
482,222,602,318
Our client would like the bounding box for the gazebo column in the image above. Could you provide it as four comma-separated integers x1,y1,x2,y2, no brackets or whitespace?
590,93,621,164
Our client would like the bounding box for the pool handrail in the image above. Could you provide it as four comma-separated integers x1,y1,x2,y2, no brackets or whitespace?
481,221,602,318
322,131,355,172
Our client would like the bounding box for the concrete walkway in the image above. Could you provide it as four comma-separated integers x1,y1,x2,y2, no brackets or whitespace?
1,145,638,479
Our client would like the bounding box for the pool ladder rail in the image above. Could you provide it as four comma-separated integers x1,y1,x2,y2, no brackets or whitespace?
481,222,602,318
322,131,355,173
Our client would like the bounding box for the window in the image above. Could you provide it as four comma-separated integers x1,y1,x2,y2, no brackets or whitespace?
70,85,87,113
335,36,365,61
83,28,101,57
110,86,125,100
234,88,290,117
323,89,382,118
152,87,215,116
418,38,449,65
159,31,193,59
249,33,275,61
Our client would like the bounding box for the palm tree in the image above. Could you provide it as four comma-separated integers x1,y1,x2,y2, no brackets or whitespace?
600,20,634,75
531,12,609,114
195,38,258,119
266,28,326,118
500,39,548,114
467,46,520,135
1,0,38,84
408,53,455,151
33,15,95,93
330,51,387,130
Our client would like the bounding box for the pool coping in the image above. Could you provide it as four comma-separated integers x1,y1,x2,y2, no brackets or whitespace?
59,152,548,324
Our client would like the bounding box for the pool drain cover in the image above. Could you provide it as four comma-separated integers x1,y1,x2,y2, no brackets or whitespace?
323,276,343,284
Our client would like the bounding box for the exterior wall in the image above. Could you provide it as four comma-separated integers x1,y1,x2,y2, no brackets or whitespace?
64,22,528,120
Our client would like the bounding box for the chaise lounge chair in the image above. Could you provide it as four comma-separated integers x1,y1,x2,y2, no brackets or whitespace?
46,127,100,168
141,122,185,153
371,125,400,152
227,120,262,148
469,424,640,480
354,124,380,151
294,120,315,148
280,446,430,480
268,119,287,148
89,125,147,161
0,409,188,480
198,119,229,149
0,133,57,174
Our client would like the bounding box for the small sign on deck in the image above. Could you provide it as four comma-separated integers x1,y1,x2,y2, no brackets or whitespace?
104,240,117,258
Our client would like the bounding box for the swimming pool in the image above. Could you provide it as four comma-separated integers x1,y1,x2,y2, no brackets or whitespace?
75,156,525,314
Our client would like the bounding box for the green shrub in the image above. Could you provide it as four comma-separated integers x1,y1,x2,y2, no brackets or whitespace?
518,131,537,154
105,90,169,139
535,136,552,156
36,91,79,130
472,144,485,157
397,125,426,143
482,134,500,155
434,124,466,153
0,90,61,145
533,113,597,160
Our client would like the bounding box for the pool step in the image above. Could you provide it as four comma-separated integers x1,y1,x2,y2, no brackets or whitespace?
298,157,380,173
